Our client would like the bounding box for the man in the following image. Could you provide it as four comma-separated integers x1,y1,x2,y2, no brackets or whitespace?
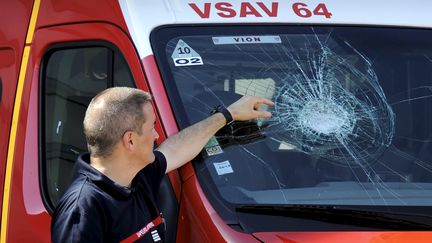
51,87,273,242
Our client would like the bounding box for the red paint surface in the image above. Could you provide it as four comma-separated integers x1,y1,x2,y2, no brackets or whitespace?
177,175,258,242
253,231,432,243
5,15,142,242
0,0,34,220
1,0,431,242
141,55,183,199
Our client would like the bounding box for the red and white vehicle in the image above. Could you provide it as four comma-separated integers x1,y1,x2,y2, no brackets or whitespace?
2,0,432,242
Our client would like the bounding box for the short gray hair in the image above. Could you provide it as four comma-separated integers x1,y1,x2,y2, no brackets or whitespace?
83,87,152,157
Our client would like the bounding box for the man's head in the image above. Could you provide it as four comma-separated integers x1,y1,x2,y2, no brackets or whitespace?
83,87,154,159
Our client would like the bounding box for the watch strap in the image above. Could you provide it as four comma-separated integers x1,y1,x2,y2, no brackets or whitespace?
211,105,234,125
219,106,234,125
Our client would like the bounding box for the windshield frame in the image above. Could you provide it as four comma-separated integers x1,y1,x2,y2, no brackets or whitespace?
150,24,432,232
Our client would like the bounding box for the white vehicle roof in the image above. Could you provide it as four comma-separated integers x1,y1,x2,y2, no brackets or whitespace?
119,0,432,57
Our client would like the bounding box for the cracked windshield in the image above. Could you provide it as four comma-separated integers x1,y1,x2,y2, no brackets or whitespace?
153,26,432,208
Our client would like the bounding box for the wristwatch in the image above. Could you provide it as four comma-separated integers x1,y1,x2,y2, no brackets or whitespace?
211,105,234,125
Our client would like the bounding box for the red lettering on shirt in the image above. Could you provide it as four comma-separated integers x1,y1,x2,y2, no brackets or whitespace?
136,222,155,238
120,216,163,243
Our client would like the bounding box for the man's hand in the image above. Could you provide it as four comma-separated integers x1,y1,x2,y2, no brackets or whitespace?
227,96,274,121
160,95,274,173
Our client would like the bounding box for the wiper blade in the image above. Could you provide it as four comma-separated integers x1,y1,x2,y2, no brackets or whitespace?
236,204,432,230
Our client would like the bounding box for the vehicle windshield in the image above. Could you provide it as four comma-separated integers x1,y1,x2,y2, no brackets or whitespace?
151,26,432,229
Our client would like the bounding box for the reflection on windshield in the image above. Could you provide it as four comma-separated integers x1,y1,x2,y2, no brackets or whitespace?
157,27,432,207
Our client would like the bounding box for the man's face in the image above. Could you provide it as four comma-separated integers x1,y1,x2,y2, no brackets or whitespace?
135,103,159,164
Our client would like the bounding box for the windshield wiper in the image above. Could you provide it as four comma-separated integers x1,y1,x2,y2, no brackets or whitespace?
236,204,432,230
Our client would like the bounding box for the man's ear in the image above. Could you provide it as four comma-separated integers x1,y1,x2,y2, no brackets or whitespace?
122,131,134,151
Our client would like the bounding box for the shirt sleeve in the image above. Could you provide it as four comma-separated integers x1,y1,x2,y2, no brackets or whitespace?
51,186,106,243
140,150,168,196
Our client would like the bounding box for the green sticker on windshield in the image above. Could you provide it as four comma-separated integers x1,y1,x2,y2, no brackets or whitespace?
204,136,223,156
205,136,219,148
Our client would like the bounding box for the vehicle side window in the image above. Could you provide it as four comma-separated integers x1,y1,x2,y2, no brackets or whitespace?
42,45,135,209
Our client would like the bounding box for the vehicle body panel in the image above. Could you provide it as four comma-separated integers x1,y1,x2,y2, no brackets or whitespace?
1,0,432,242
0,0,34,220
119,0,432,58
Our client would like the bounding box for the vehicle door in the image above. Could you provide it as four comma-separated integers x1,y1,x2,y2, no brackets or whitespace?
3,22,178,242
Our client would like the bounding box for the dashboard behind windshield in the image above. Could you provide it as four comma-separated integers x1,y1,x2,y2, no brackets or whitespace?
151,25,432,230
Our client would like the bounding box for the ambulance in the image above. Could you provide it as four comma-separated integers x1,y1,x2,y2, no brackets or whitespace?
1,0,432,242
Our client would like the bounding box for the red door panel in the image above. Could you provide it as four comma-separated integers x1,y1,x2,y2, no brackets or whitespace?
4,22,154,242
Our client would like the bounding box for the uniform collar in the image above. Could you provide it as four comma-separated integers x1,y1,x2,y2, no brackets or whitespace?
76,153,135,199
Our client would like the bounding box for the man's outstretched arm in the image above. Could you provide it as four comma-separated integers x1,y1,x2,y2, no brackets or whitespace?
156,96,274,173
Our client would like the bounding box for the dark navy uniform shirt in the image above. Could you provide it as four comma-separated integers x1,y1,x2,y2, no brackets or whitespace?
51,151,167,243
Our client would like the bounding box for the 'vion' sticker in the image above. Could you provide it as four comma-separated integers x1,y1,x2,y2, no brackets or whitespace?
171,39,203,66
213,35,281,45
